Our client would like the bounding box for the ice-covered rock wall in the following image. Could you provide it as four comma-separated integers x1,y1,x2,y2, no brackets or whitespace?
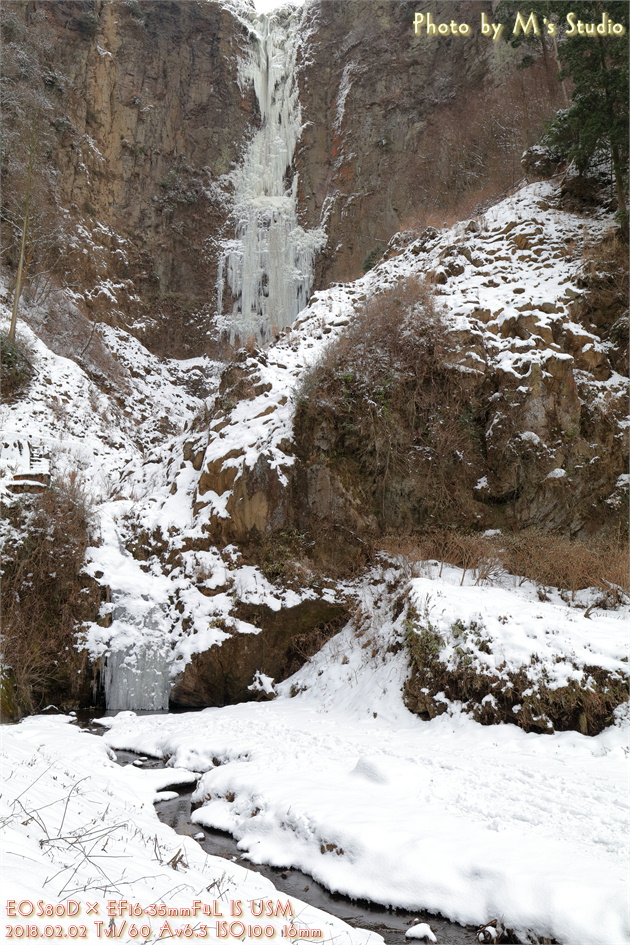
218,6,325,344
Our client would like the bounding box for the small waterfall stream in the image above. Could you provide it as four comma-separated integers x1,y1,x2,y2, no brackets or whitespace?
218,6,325,344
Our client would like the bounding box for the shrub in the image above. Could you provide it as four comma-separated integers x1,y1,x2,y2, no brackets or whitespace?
362,247,383,272
1,478,101,716
77,11,99,37
253,529,312,587
124,0,144,19
1,334,34,400
295,279,486,529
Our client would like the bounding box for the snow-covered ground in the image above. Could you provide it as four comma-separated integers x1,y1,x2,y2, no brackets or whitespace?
1,715,381,945
3,563,628,945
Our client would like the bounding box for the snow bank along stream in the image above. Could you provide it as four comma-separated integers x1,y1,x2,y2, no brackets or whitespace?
1,715,387,945
98,680,629,945
109,746,476,945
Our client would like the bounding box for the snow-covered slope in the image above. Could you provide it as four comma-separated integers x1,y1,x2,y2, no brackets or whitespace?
177,179,627,542
99,562,629,945
2,179,627,708
0,306,218,502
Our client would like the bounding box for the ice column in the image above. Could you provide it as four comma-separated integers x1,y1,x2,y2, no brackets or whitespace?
219,7,325,344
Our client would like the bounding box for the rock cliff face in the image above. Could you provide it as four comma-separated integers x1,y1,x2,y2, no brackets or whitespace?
6,0,257,356
296,0,494,286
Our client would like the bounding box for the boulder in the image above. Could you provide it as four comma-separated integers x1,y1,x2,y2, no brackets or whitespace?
521,145,564,181
171,599,348,707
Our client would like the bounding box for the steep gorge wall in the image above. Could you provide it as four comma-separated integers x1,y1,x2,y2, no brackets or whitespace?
4,0,541,356
296,0,563,290
296,0,496,286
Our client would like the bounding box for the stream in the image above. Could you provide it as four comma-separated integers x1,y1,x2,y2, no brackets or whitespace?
108,743,480,945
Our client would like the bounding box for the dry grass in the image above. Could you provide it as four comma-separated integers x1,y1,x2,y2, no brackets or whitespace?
381,529,629,597
503,531,629,597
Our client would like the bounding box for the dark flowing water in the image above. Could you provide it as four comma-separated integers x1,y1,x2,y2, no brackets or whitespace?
110,747,479,945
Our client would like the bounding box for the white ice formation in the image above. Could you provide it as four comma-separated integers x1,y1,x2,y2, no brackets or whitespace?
218,6,325,344
103,605,170,712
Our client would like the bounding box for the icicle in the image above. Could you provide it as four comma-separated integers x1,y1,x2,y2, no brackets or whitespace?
218,6,325,344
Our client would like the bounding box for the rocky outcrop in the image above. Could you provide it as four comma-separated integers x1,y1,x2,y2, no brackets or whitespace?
171,598,347,707
183,182,627,564
521,145,565,182
292,216,628,541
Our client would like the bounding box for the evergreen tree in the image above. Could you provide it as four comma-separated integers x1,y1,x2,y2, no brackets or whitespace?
547,2,628,218
497,1,629,219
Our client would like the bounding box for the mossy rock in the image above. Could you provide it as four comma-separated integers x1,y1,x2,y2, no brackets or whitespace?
404,616,628,735
0,670,20,722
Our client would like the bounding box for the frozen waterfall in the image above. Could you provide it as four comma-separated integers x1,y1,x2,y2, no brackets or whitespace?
218,6,325,344
103,604,170,713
